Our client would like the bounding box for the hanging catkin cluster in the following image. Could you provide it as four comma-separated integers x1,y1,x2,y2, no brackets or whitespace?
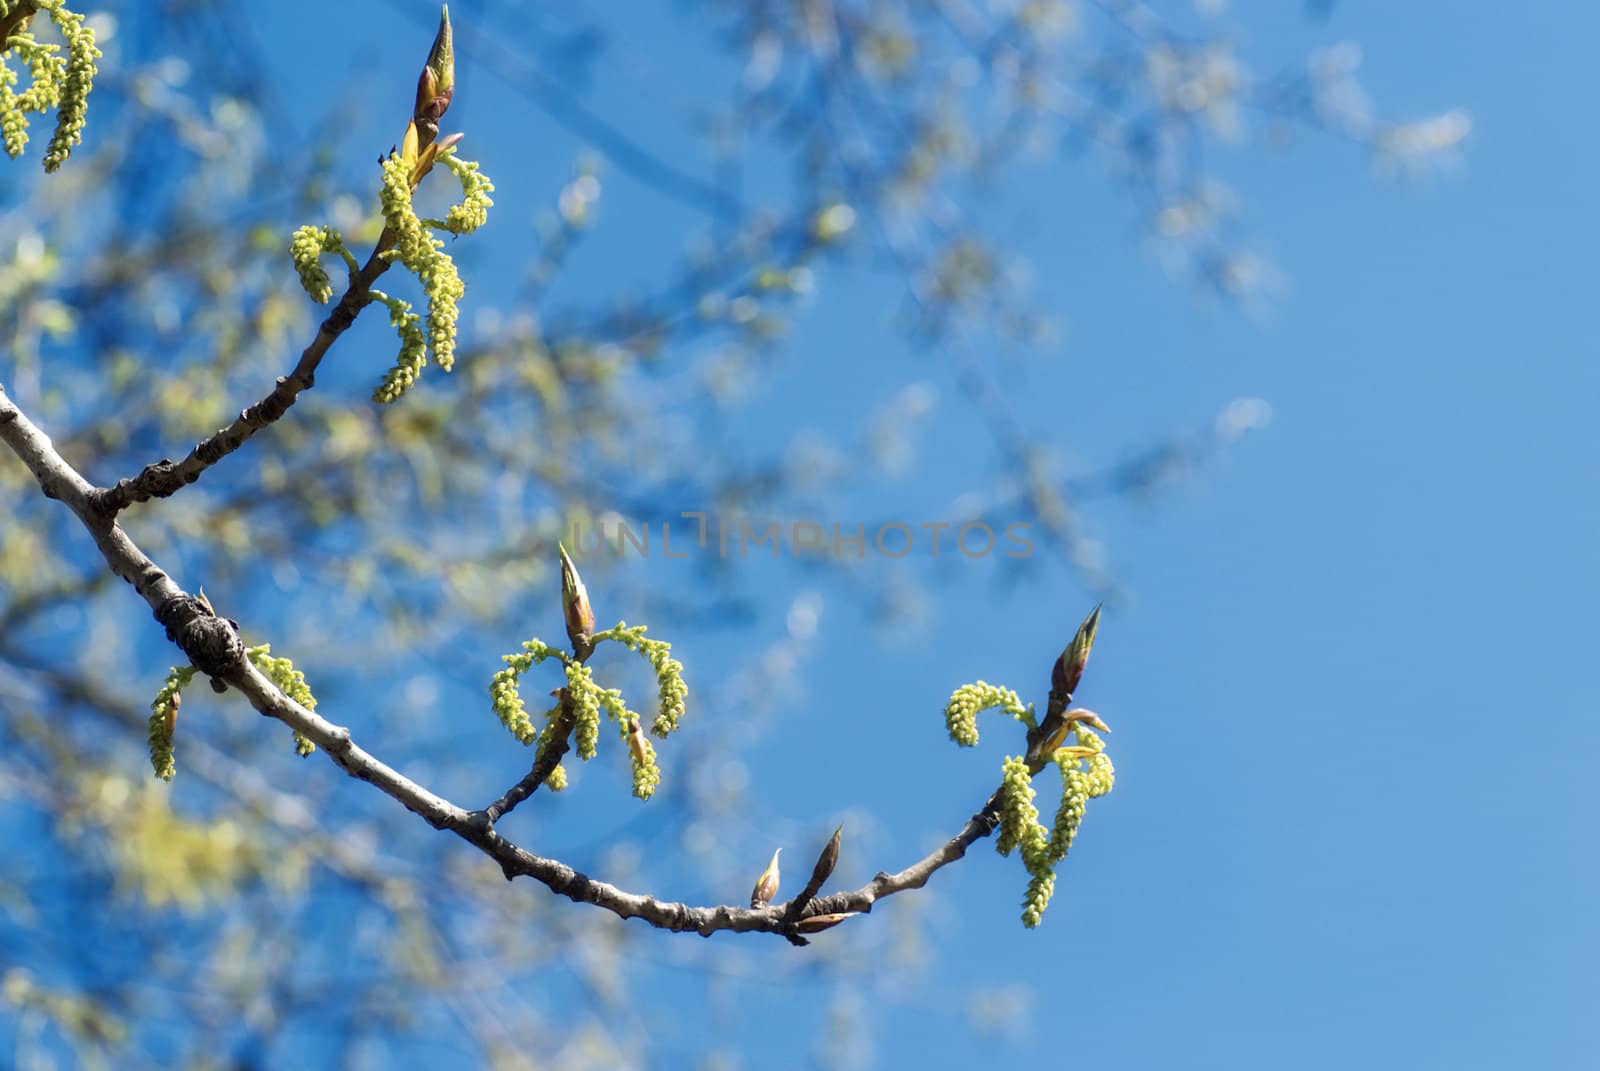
0,0,101,170
943,604,1117,927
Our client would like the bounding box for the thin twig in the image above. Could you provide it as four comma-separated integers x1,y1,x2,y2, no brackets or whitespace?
91,244,393,514
479,700,577,826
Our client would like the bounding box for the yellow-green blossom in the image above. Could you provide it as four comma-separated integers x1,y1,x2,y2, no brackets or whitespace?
146,665,196,781
944,681,1033,747
0,1,100,170
246,644,319,757
593,622,688,736
489,638,562,744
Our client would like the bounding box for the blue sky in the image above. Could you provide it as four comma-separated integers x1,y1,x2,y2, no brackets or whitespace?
10,1,1597,1067
263,1,1598,1065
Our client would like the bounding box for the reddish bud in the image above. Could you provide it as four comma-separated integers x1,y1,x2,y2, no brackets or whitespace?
413,6,455,142
808,825,843,892
1051,603,1102,702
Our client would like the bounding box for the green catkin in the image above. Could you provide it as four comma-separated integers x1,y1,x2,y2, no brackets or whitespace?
147,666,196,781
289,224,355,304
40,0,98,172
374,151,471,396
565,662,603,762
246,645,320,758
590,622,688,737
943,681,1033,747
958,682,1114,928
488,625,685,801
0,1,100,169
489,639,562,744
369,290,428,404
285,146,491,403
438,151,494,234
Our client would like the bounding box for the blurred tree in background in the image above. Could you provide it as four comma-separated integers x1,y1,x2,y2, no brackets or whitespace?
0,1,1464,1067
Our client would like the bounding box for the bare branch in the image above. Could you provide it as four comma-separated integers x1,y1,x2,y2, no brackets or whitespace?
90,246,393,515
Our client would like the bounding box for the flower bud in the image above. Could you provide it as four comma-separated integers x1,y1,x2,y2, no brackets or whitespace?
559,543,596,659
413,5,455,142
750,848,781,908
794,912,859,934
807,825,843,891
1051,603,1101,702
626,717,649,767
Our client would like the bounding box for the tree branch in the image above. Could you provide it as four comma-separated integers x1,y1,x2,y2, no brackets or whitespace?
1,383,1009,940
479,699,576,826
90,245,393,515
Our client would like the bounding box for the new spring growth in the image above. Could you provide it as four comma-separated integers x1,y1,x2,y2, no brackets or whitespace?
488,555,679,799
624,717,661,800
750,849,781,908
946,604,1117,927
795,912,858,934
808,825,843,892
944,681,1032,747
368,122,493,402
995,736,1115,929
1002,665,1115,924
487,649,582,793
285,5,490,405
288,225,356,306
0,0,101,170
1035,708,1111,764
398,119,462,191
372,134,468,401
534,690,572,792
147,665,197,781
489,638,562,744
781,826,845,939
592,622,688,737
1028,602,1102,766
413,5,453,145
1052,603,1101,707
246,644,319,758
559,543,596,659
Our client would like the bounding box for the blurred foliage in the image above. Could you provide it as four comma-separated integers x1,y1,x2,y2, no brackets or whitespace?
0,0,1462,1066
